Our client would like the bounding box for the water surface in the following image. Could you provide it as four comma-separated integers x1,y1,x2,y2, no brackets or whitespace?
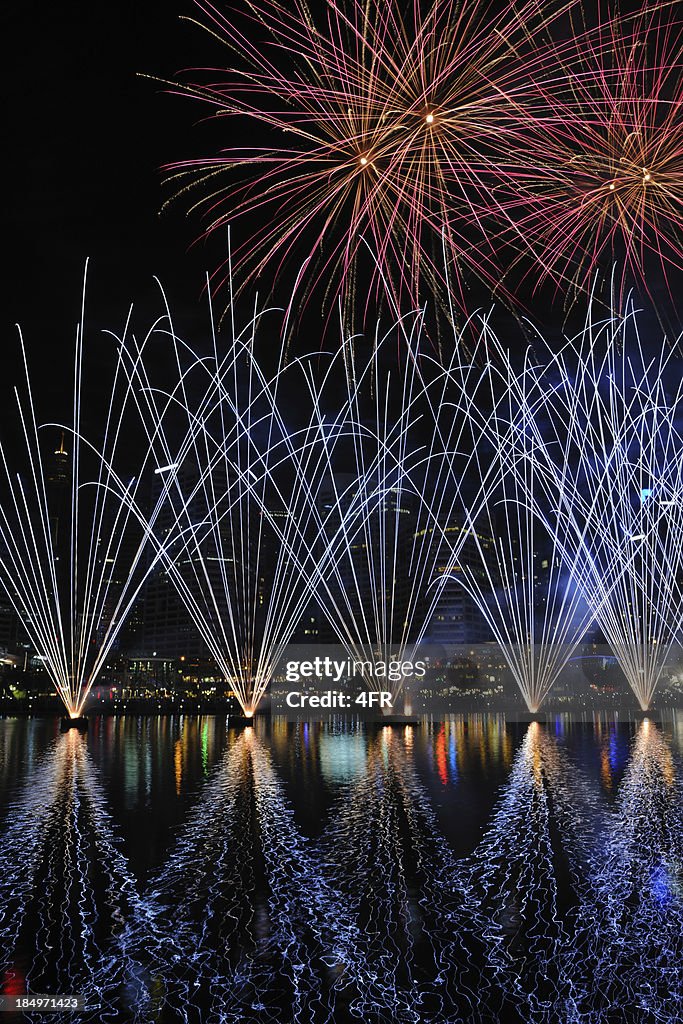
1,714,682,1023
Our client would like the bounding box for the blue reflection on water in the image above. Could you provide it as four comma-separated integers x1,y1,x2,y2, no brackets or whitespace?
0,715,683,1022
650,862,672,905
448,731,458,781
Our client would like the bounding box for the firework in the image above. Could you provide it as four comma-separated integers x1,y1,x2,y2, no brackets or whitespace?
495,9,683,308
119,291,357,716
440,341,594,713
436,293,683,712
116,291,505,713
161,0,590,330
302,310,502,702
0,271,161,717
510,300,683,710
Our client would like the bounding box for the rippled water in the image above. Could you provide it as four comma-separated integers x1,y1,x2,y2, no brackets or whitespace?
1,714,682,1023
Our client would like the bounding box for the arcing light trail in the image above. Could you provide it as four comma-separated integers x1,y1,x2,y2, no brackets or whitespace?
116,296,508,715
496,302,683,711
432,298,683,712
118,294,363,717
121,297,683,715
437,331,594,713
292,315,504,703
3,275,683,714
0,275,173,718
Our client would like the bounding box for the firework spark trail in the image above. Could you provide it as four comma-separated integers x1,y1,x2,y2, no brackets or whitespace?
302,312,507,702
0,271,173,717
318,726,487,1023
460,722,604,1023
567,720,683,1021
187,295,683,717
117,289,360,716
160,0,601,329
119,294,500,714
438,328,596,712
493,8,683,310
504,302,683,710
0,732,154,1023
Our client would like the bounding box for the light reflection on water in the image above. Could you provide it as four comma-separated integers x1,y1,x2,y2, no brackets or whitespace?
0,714,682,1022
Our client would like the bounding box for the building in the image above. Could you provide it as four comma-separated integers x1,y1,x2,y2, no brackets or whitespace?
425,517,495,645
138,458,273,660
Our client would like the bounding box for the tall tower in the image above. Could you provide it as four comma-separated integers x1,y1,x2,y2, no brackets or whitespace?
46,431,71,560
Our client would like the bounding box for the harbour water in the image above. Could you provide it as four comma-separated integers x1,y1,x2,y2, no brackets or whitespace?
1,714,682,1023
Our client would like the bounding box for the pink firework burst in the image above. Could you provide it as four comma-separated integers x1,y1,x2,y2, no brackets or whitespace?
492,8,683,309
160,0,591,332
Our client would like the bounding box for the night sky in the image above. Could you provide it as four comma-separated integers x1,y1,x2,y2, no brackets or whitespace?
3,0,681,410
4,2,228,369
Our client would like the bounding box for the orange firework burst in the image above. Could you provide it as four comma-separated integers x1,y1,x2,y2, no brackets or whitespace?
160,0,588,331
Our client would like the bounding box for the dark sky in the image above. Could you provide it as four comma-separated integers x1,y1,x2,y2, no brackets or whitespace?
4,1,226,370
3,0,448,421
3,0,430,446
1,1,550,354
3,0,680,403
